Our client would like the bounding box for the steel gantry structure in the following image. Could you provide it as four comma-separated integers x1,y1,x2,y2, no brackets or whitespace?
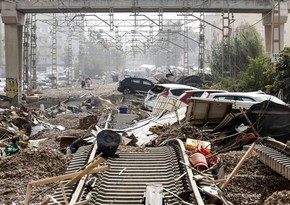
0,0,289,105
37,15,199,68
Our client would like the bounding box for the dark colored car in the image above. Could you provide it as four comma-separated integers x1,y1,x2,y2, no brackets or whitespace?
175,75,203,87
117,77,154,95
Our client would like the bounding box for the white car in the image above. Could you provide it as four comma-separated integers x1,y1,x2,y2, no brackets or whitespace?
144,84,199,111
207,92,287,109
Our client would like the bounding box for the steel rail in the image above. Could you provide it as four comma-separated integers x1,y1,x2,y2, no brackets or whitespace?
48,139,205,204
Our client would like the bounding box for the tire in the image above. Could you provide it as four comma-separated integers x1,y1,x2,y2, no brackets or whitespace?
123,87,132,95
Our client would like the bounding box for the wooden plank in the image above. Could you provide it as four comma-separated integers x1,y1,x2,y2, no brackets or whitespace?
221,142,256,189
29,166,109,186
73,200,89,205
175,139,204,205
69,143,99,204
40,197,51,205
60,182,69,205
122,136,132,145
24,184,33,205
65,157,105,187
205,103,211,122
186,100,194,122
240,108,260,137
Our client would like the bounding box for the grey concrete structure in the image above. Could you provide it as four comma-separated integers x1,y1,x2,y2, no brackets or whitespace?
1,2,25,104
0,0,290,104
262,1,289,54
0,0,286,13
0,18,4,77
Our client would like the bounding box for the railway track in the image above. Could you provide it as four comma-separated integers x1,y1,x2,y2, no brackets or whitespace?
48,145,94,204
49,139,204,205
255,138,290,180
48,137,290,205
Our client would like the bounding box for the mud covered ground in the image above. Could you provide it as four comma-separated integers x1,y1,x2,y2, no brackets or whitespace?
0,81,289,204
221,151,290,205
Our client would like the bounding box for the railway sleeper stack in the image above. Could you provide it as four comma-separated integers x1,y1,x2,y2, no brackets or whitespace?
255,144,290,180
90,145,193,204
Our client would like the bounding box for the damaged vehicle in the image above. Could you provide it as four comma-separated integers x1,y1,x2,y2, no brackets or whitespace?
178,89,228,104
208,92,287,110
175,75,204,87
144,84,198,111
117,77,155,95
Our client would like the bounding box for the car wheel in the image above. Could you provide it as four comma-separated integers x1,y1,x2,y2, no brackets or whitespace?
123,87,132,95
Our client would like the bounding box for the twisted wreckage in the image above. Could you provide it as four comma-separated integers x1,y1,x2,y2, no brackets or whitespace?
0,94,290,204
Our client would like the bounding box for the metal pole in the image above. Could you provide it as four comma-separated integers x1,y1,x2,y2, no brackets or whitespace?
198,12,205,80
23,15,30,89
30,13,37,89
51,13,58,88
183,13,189,75
67,28,73,84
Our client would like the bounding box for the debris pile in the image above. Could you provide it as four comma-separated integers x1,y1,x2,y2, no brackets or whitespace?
0,83,289,204
116,96,290,204
264,190,290,205
221,151,290,204
0,147,69,204
0,88,123,204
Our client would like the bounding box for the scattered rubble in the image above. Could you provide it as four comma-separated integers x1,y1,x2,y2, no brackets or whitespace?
221,151,290,204
264,190,290,205
0,147,70,204
118,144,149,153
0,83,289,204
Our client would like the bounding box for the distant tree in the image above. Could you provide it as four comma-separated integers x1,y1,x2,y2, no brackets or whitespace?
238,54,273,92
82,39,108,76
208,24,264,82
218,78,240,91
272,47,290,103
83,54,107,76
150,22,199,68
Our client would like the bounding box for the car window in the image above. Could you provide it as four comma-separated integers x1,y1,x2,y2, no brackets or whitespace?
214,96,255,101
214,96,235,100
143,80,152,86
171,89,190,96
131,79,141,84
236,97,255,102
192,92,203,97
151,85,165,94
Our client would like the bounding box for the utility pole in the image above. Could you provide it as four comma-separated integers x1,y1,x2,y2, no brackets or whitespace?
30,13,37,89
166,29,171,69
78,15,85,79
222,6,231,78
198,12,205,80
51,13,58,88
159,8,163,31
109,7,114,31
183,13,189,75
67,27,73,84
23,15,30,89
